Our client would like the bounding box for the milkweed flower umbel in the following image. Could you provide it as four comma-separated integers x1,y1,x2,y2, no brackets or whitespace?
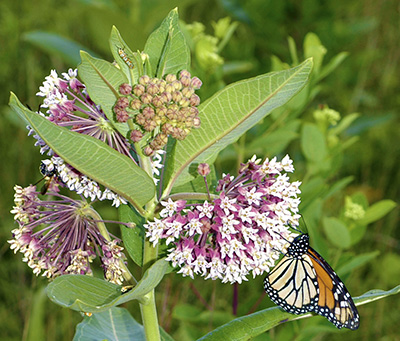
9,184,127,284
144,155,301,284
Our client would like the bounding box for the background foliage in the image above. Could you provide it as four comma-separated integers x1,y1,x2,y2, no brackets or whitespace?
1,0,399,340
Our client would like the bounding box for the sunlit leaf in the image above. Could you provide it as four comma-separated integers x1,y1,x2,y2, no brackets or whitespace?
74,307,145,341
143,8,190,78
163,59,313,195
78,51,130,136
9,93,155,212
46,259,169,312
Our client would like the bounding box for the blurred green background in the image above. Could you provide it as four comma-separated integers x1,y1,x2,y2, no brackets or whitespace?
1,0,399,340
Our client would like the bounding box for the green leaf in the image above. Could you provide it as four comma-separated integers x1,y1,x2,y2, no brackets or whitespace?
46,275,121,312
163,58,313,194
22,31,100,66
109,26,140,85
322,176,354,200
357,200,397,226
336,251,380,277
78,51,130,136
301,123,327,162
46,259,169,312
198,286,400,340
316,51,349,83
322,217,351,249
74,307,145,341
119,204,145,266
303,33,326,75
143,8,190,77
9,93,155,213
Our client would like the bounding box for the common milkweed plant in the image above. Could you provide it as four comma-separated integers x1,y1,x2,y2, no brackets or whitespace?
8,9,399,341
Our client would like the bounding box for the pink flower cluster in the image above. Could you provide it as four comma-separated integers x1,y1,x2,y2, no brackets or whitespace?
145,155,301,283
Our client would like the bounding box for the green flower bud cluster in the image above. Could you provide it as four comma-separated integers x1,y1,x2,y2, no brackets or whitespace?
114,70,202,156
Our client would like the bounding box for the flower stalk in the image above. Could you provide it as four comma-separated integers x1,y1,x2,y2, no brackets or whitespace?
139,155,161,341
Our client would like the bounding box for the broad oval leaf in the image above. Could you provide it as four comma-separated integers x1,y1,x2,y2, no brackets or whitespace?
109,26,140,85
119,204,146,267
357,200,397,226
74,307,145,341
322,216,351,249
46,259,169,312
143,8,190,78
163,58,313,195
198,285,400,340
301,122,327,162
78,51,130,136
9,93,155,212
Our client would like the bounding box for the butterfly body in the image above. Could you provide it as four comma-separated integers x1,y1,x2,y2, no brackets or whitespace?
264,233,359,330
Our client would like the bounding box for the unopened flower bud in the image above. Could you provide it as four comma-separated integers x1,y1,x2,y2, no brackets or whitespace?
165,83,175,93
191,77,202,89
180,76,191,87
160,91,172,103
143,106,155,119
116,109,129,123
130,129,143,142
161,123,174,135
140,93,153,104
179,70,191,79
165,74,177,83
116,97,129,109
119,83,132,95
198,163,210,176
166,108,178,120
189,94,200,106
147,83,159,96
172,80,183,91
152,95,163,107
156,107,167,117
139,75,151,85
193,116,201,128
172,91,183,102
130,98,142,110
155,132,168,145
158,80,166,93
143,119,157,132
133,84,145,97
182,87,194,98
143,146,154,157
135,113,146,126
179,97,190,107
173,127,187,140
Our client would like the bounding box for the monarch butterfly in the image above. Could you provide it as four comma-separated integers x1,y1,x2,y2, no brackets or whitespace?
264,233,359,330
117,47,134,69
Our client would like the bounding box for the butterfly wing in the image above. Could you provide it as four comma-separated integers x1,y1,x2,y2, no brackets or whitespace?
264,253,319,315
307,247,360,330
